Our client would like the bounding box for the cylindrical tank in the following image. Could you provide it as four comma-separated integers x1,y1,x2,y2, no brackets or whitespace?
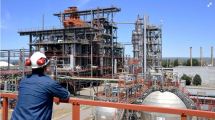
95,107,124,120
141,91,187,120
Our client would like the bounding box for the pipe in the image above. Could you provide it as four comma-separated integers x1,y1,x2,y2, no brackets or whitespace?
7,50,10,70
143,15,147,79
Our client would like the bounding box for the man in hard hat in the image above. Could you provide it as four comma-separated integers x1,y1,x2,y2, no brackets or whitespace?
11,51,70,120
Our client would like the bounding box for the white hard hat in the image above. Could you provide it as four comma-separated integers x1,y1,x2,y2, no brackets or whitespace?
29,51,49,69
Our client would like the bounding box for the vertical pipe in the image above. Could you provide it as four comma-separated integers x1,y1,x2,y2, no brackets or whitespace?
91,10,93,78
200,47,202,66
111,14,114,79
4,81,7,91
22,49,25,77
29,34,32,54
7,50,10,70
60,12,63,27
114,59,117,74
91,10,93,27
143,15,147,80
190,47,192,66
42,14,44,30
2,97,8,120
211,46,214,66
91,41,93,78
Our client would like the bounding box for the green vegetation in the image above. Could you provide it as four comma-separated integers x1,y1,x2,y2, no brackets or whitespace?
162,58,201,67
162,59,168,68
162,58,179,67
181,74,192,85
192,74,202,86
186,58,199,66
173,59,179,67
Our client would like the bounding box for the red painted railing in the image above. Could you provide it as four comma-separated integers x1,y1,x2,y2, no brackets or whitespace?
1,93,215,120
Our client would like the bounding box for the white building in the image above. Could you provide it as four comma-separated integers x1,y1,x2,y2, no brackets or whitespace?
173,66,215,86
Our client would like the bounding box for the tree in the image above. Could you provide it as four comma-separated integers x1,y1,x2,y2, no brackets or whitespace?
181,74,192,85
173,59,179,67
186,58,199,66
192,74,202,86
162,60,167,68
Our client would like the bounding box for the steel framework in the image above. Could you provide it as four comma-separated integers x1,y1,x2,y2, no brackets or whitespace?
18,6,123,78
132,15,162,76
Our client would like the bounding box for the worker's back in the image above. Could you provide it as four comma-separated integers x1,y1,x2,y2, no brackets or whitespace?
11,73,69,120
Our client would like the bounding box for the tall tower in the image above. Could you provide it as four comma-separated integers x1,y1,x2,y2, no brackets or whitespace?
190,47,192,66
132,15,143,59
211,46,214,66
132,15,162,75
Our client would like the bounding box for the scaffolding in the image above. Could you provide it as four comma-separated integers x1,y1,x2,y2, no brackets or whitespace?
18,6,123,78
132,15,162,77
0,49,30,91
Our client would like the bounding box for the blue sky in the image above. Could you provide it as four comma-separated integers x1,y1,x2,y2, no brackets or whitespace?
1,0,215,57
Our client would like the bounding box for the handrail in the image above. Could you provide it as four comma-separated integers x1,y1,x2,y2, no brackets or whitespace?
1,93,215,120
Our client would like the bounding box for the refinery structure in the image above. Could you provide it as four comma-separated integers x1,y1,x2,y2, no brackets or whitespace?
1,5,215,120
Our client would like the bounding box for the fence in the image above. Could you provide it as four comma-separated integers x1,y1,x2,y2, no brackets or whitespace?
1,93,215,120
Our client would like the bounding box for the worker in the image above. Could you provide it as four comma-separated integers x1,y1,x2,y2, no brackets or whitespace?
11,51,70,120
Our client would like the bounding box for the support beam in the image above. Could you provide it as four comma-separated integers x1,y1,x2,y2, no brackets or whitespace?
72,100,80,120
7,50,10,70
143,15,147,79
2,98,8,120
29,34,32,54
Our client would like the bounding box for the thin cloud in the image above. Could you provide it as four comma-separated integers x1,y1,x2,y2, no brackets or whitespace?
207,1,213,7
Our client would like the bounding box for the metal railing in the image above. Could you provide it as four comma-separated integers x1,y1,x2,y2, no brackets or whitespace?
1,93,215,120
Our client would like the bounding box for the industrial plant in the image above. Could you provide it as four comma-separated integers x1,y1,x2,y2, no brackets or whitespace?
1,5,215,120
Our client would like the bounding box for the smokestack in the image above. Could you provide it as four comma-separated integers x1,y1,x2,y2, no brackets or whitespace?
200,47,203,66
211,46,214,66
190,47,192,66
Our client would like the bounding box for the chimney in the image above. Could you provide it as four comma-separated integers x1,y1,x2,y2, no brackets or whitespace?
211,46,214,66
190,47,192,66
200,47,203,66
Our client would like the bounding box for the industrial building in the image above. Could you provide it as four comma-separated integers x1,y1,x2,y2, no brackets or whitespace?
18,6,123,78
132,15,162,76
1,5,215,120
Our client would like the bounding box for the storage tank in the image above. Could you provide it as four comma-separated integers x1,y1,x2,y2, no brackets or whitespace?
95,107,124,120
141,91,187,120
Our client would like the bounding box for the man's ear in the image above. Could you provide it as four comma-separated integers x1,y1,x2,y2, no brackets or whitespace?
44,66,51,74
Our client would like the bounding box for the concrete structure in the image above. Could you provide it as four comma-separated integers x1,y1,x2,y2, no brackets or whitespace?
186,86,215,97
173,66,215,86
